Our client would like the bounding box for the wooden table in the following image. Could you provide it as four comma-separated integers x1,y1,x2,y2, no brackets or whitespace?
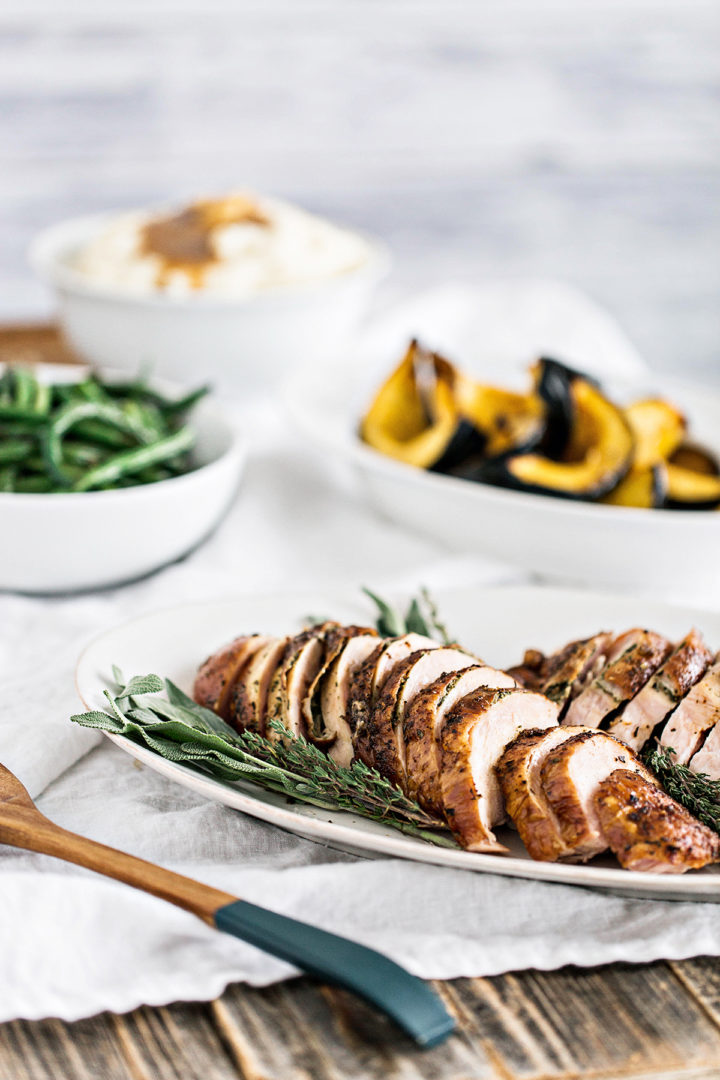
2,326,720,1080
3,960,720,1079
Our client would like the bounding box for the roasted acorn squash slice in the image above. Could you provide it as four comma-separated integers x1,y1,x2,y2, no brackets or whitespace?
532,357,589,458
360,341,484,469
601,465,668,508
664,464,720,510
670,443,720,477
481,378,634,500
624,399,686,470
455,383,545,461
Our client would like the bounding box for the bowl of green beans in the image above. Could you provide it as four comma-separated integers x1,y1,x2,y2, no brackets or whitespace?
0,364,245,592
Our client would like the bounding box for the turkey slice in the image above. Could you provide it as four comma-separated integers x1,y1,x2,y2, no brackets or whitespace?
564,629,671,729
540,730,657,862
497,726,591,862
368,647,477,787
193,634,272,720
608,629,712,751
440,688,558,850
659,658,720,764
404,665,516,816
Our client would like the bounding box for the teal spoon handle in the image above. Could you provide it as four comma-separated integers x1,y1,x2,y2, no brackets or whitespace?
214,899,455,1048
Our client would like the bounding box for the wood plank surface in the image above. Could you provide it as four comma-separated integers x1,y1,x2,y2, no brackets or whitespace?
3,963,720,1080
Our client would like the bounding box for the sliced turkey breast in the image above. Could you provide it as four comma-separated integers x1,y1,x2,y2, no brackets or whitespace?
440,688,559,850
608,630,712,751
404,665,517,815
193,634,272,720
688,714,720,779
564,630,672,729
659,658,720,764
496,726,592,862
595,769,720,873
304,626,379,743
540,730,657,862
228,636,289,734
506,649,547,690
302,624,378,746
541,633,613,713
367,647,476,786
350,633,440,765
319,634,381,767
265,625,332,742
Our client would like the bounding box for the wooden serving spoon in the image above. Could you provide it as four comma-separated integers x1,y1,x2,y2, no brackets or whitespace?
0,761,454,1048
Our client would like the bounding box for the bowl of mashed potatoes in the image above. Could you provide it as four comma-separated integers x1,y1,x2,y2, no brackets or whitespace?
30,193,389,390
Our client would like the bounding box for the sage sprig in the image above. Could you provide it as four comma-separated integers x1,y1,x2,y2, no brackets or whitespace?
362,586,452,644
71,673,457,848
644,743,720,836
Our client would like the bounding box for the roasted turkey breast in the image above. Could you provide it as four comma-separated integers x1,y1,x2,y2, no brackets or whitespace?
302,625,378,747
540,730,657,861
541,634,613,712
594,769,720,873
497,726,591,862
193,634,272,720
320,633,381,767
440,688,559,850
564,630,672,729
607,630,712,751
228,636,289,734
350,633,440,765
659,658,720,764
367,647,476,785
403,665,517,815
265,625,333,742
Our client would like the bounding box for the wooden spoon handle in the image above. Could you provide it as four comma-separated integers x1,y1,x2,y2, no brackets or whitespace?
0,805,455,1047
0,806,235,922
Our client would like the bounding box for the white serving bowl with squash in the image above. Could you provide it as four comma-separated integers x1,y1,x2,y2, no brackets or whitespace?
286,341,720,593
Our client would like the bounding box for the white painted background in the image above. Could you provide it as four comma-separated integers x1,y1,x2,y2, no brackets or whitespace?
2,0,719,376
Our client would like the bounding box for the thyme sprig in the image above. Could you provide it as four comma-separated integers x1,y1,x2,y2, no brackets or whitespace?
71,673,457,848
644,743,720,836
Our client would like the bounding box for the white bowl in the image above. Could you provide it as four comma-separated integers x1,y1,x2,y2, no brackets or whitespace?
0,365,245,593
29,214,390,392
286,355,720,595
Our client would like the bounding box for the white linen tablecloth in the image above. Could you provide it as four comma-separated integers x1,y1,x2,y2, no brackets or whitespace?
2,282,720,1025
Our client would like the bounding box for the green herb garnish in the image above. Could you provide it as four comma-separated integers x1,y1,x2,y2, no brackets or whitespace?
362,586,452,644
644,742,720,835
71,673,457,848
0,367,208,493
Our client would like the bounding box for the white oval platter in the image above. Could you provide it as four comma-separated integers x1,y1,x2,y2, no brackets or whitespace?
75,583,720,902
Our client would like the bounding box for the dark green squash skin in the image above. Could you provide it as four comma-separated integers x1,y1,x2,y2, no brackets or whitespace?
663,484,720,511
473,452,632,502
535,357,579,459
650,465,669,508
428,419,487,474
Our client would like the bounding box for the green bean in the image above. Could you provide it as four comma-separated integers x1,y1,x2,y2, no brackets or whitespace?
0,466,16,492
161,385,210,416
32,381,52,416
0,405,48,423
73,426,195,491
62,441,107,467
0,368,208,494
0,438,33,464
14,474,54,494
72,418,134,449
11,368,36,411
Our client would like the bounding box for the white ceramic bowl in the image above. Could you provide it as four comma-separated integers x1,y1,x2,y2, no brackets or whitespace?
0,365,245,593
29,214,390,392
286,354,720,595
